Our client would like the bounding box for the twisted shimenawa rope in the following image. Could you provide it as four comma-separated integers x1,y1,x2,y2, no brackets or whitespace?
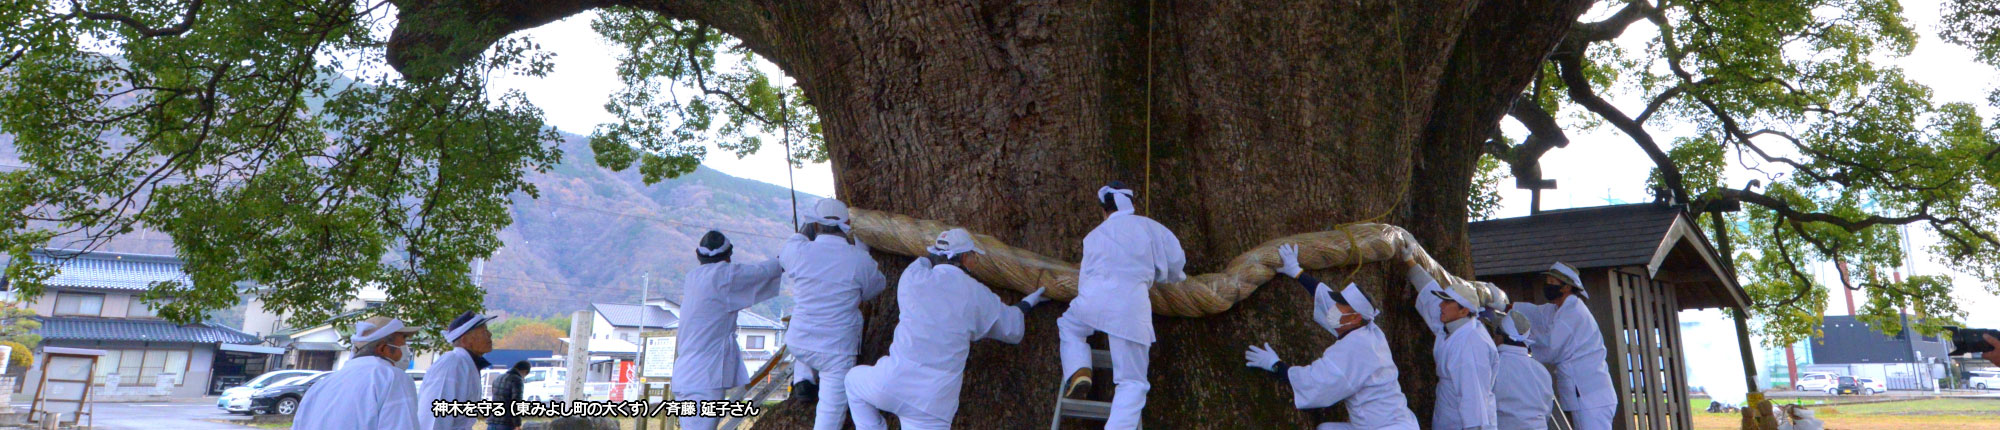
849,208,1504,317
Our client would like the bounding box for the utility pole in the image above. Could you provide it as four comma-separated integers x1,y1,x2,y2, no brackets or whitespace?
637,273,650,430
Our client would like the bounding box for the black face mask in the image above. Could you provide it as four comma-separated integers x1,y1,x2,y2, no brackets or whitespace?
1543,284,1564,301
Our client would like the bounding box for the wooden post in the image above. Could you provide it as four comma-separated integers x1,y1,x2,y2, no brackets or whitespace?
566,310,593,404
1734,308,1760,394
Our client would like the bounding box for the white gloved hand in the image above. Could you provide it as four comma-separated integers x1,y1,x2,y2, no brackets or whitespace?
1022,287,1049,307
1399,241,1422,263
1244,343,1280,371
1277,244,1303,278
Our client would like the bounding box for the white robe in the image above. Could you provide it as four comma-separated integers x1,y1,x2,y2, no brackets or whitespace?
780,233,888,356
1416,280,1498,430
1285,287,1419,430
1514,295,1617,412
847,260,1026,426
1070,212,1187,344
418,347,482,430
1493,344,1553,430
295,356,421,430
675,260,785,392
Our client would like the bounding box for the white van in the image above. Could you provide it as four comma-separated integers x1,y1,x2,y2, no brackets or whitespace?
521,367,569,402
1970,370,2000,390
1794,372,1840,392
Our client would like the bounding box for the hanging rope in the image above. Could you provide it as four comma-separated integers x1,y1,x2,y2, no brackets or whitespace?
781,95,800,230
848,208,1503,317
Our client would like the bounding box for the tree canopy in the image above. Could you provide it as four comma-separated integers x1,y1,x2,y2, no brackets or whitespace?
1480,0,2000,345
0,0,1996,348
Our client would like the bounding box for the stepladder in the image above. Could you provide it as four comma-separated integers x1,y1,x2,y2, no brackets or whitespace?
1049,348,1138,430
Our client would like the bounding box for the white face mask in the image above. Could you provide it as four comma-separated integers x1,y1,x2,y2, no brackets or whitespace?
386,343,411,367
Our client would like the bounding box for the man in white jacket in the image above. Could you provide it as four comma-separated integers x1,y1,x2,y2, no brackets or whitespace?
419,311,499,430
1057,181,1187,430
1409,265,1498,430
846,229,1050,430
1241,244,1419,430
782,199,889,430
1511,262,1617,430
1492,311,1554,430
295,316,423,430
675,231,786,430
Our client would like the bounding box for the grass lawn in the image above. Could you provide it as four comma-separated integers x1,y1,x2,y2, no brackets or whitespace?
1689,398,2000,430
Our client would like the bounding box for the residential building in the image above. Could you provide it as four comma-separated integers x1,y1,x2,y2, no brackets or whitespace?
584,299,784,384
1802,314,1951,390
11,250,275,399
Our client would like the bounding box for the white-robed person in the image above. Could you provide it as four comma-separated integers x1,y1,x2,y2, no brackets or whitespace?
846,228,1051,430
675,230,786,430
295,316,423,430
419,311,499,430
1510,262,1616,430
1491,311,1554,430
1241,244,1419,430
1058,181,1187,429
1408,264,1498,430
782,198,889,430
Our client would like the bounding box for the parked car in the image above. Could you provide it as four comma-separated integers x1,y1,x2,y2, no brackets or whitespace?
481,368,508,399
1795,372,1840,391
521,367,568,402
408,369,426,390
1969,370,2000,390
248,373,329,415
217,370,322,412
1857,378,1888,395
1829,376,1862,395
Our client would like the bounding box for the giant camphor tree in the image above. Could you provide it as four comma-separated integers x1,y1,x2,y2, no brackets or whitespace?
2,0,1999,428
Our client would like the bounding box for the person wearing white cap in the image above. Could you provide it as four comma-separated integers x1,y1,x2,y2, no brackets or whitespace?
1509,262,1616,430
1240,244,1418,430
1057,180,1187,430
418,310,499,430
781,198,889,430
1490,311,1554,430
846,228,1050,430
675,230,786,430
1407,263,1498,430
295,316,423,430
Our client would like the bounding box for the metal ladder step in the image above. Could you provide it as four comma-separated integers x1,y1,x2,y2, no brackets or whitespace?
1051,349,1131,429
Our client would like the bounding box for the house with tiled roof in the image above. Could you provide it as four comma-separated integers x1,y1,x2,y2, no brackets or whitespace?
583,298,786,384
10,250,279,399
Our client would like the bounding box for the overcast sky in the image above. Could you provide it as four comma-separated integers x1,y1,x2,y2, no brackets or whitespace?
482,1,1999,399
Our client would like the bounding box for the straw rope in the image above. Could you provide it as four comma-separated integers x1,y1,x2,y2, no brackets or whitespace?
849,208,1504,317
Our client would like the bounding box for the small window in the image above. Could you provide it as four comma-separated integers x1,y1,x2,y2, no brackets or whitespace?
746,336,766,350
127,299,169,318
364,301,384,309
54,293,105,316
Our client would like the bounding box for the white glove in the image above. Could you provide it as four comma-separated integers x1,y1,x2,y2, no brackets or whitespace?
1021,287,1049,307
1244,343,1280,371
1399,241,1422,263
1277,244,1303,278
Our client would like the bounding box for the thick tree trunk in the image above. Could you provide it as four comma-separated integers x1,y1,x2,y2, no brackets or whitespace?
391,1,1591,428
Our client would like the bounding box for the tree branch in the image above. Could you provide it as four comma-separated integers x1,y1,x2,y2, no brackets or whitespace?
67,0,204,38
1552,44,1689,204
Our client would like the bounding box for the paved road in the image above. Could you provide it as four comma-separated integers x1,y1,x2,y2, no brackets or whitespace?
87,399,255,430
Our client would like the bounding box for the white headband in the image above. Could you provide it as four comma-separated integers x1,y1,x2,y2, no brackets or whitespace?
353,318,408,344
445,314,498,343
697,240,733,257
1098,186,1135,215
1339,283,1378,320
1502,313,1534,346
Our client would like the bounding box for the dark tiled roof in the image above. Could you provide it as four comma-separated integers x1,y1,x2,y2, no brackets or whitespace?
737,311,783,329
1469,203,1684,276
29,250,192,292
592,303,679,329
35,316,262,344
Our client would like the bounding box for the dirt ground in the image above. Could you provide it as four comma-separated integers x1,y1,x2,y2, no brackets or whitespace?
1690,398,2000,430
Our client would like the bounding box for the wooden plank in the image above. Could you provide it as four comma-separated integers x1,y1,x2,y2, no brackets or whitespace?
1663,281,1693,430
1600,268,1633,430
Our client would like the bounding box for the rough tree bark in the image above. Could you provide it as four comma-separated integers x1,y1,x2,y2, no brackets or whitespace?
389,1,1591,428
